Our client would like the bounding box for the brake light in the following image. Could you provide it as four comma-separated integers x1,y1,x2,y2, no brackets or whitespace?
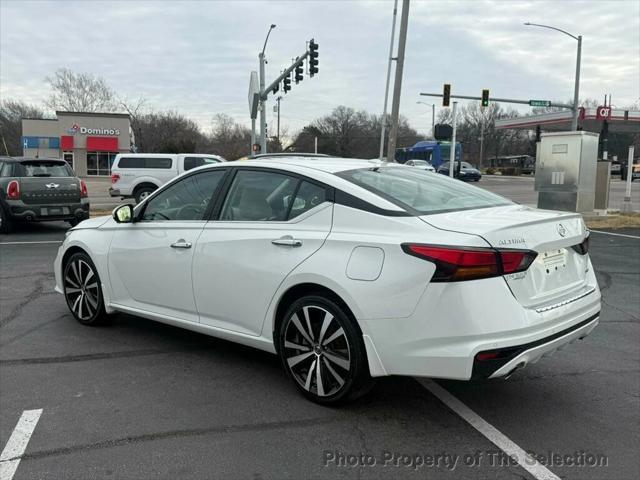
402,244,537,282
7,180,20,200
80,180,88,198
571,234,589,255
111,173,120,184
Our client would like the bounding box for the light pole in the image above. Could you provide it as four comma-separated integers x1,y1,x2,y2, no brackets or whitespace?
416,101,435,137
524,22,582,131
259,24,276,153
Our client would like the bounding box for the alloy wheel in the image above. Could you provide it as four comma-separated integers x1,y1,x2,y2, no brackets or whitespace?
283,305,351,397
64,259,100,320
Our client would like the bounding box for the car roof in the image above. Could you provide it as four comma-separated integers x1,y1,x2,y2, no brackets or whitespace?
246,155,399,174
0,156,64,163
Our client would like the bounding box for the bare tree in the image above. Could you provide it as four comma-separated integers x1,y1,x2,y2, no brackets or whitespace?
289,106,420,158
0,100,47,155
46,68,117,112
207,113,251,159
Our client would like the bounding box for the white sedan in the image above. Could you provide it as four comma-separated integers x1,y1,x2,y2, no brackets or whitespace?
405,159,435,171
54,156,601,404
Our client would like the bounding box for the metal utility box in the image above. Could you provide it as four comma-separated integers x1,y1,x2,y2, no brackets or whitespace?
535,131,599,212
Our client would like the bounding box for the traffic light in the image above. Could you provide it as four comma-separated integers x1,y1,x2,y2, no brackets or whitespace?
294,63,303,84
443,84,451,107
309,39,319,77
481,89,490,107
283,74,291,93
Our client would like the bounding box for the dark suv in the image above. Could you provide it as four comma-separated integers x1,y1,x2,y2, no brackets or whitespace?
0,157,90,233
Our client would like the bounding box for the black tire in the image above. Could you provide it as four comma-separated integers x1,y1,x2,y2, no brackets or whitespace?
63,252,110,326
134,186,156,204
67,219,80,227
277,294,375,405
0,208,14,233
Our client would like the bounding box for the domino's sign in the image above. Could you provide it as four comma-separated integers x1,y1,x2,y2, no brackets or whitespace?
67,123,120,136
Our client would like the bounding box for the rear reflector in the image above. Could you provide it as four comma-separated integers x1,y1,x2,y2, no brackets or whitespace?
7,180,20,200
402,244,537,282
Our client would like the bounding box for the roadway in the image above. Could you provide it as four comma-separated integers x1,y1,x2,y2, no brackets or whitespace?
1,222,638,479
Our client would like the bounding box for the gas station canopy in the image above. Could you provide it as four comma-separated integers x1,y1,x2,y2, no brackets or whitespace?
495,108,640,134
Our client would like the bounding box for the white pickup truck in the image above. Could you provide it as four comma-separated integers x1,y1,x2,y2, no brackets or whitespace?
109,153,225,203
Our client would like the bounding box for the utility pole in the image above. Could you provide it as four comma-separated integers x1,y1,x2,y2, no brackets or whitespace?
259,24,276,154
449,101,458,178
478,118,484,169
276,96,282,147
386,0,410,163
379,0,398,160
314,136,318,154
621,146,634,212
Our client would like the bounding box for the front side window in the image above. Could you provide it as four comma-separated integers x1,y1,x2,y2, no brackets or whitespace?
339,167,511,215
141,170,225,221
220,170,299,221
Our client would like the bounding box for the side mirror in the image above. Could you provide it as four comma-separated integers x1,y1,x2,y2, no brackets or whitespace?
113,204,135,223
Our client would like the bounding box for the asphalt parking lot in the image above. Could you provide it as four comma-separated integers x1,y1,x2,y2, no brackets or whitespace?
1,222,639,480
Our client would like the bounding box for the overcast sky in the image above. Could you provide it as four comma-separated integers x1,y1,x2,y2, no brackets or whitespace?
1,0,639,137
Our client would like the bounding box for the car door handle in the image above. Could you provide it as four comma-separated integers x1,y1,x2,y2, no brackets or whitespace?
271,236,303,247
170,240,192,249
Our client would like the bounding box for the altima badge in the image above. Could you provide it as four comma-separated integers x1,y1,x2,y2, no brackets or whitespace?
557,223,567,237
45,183,60,189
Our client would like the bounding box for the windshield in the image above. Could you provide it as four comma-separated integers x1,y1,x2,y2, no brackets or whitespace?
338,167,512,215
15,161,73,177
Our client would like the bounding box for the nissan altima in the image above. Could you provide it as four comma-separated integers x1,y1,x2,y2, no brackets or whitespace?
54,156,600,404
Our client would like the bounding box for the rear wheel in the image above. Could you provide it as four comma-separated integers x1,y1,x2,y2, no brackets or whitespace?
278,295,374,405
134,186,156,204
63,252,109,325
0,208,14,233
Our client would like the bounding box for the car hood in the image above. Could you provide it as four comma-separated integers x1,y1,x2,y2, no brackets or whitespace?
72,215,112,230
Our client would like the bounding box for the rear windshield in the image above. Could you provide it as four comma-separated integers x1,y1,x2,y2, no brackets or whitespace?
338,166,512,215
15,161,73,177
117,157,173,169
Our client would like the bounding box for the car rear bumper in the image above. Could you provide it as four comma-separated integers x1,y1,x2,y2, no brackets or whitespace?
360,268,601,380
6,200,89,222
109,187,122,197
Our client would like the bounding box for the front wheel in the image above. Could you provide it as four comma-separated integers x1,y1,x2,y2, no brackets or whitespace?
278,295,374,405
63,252,110,325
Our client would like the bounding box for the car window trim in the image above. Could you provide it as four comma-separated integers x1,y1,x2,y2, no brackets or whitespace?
135,167,230,223
207,166,334,222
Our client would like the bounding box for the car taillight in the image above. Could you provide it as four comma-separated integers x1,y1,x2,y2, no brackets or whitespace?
402,244,537,282
111,173,120,184
80,180,88,198
571,234,589,255
7,180,20,200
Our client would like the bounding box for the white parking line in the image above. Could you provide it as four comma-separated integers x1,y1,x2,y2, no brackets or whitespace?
0,241,62,245
418,379,560,480
589,230,640,239
0,409,43,480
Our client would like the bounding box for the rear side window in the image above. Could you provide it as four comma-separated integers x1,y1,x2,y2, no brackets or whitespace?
338,167,511,215
14,161,73,177
184,157,222,171
118,157,173,169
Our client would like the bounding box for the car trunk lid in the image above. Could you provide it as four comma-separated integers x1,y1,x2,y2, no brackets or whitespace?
20,177,81,205
419,204,591,308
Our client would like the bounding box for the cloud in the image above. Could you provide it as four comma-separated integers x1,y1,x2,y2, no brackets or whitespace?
1,0,638,139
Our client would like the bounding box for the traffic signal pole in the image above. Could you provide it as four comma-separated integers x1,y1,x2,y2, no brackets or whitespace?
379,0,398,160
420,92,573,110
449,101,458,178
259,52,267,153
